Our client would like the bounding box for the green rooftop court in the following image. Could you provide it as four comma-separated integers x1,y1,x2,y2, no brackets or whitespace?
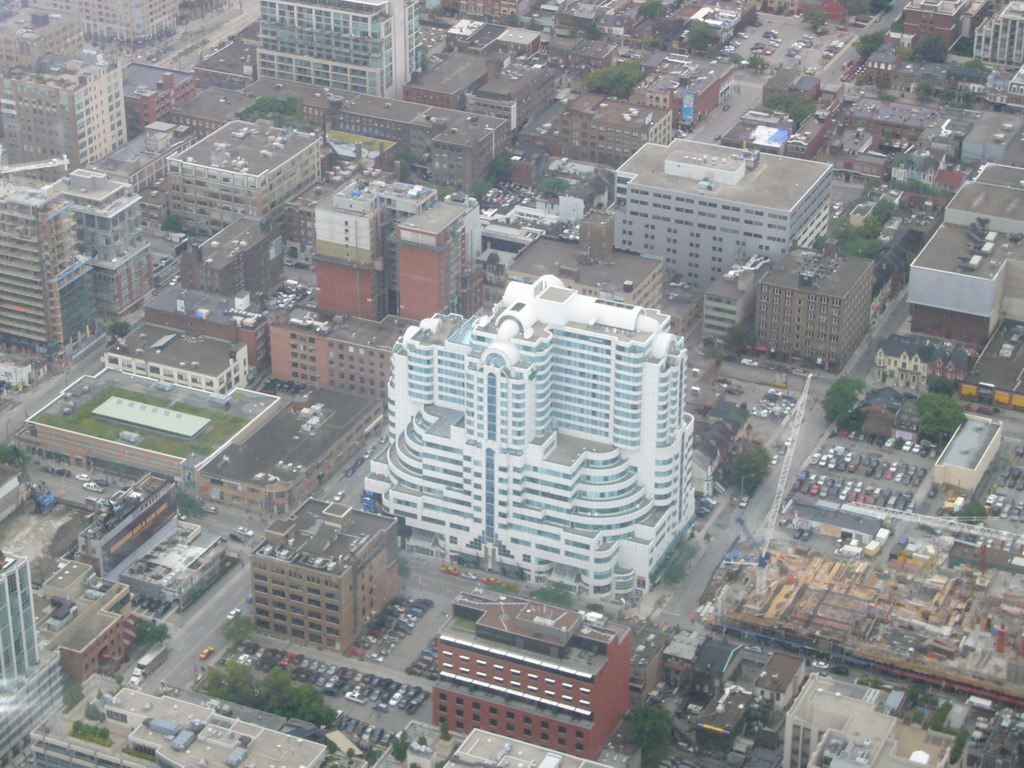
29,369,278,460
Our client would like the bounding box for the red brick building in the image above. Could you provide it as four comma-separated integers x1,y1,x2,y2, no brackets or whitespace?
433,593,632,760
123,64,197,138
395,200,483,322
903,0,989,47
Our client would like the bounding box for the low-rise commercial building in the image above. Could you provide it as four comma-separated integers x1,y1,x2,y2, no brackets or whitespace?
559,95,672,167
121,521,227,606
197,388,379,514
403,53,488,109
145,289,272,372
31,687,327,768
632,53,735,127
755,250,874,370
166,120,320,237
251,499,398,650
35,560,130,683
193,41,258,90
22,368,277,480
180,217,285,298
269,310,412,398
105,323,250,394
122,65,197,138
464,64,560,129
433,593,632,759
932,416,1001,493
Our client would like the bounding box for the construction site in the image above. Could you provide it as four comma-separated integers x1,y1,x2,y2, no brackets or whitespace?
707,536,1024,706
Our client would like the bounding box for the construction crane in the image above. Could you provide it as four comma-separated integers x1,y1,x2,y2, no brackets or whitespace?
835,501,1022,547
0,143,69,183
725,373,813,569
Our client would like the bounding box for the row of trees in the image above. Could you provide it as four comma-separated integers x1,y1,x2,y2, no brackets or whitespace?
205,662,335,726
823,377,965,442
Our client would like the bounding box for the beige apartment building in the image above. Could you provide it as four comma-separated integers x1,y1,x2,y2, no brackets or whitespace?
166,120,320,237
0,7,83,73
1,54,126,173
34,0,176,43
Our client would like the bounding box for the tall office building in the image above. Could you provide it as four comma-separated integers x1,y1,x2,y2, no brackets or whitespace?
0,553,64,764
613,139,832,289
1,53,126,173
367,275,694,600
0,182,96,360
258,0,419,97
975,2,1024,68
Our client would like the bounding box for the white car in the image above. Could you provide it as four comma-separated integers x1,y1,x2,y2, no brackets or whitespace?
76,473,90,481
237,527,254,538
226,608,241,620
812,660,831,669
83,481,104,492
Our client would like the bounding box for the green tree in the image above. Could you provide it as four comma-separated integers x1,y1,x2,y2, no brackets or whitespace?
927,377,956,395
470,179,491,199
391,732,411,761
747,53,768,72
913,33,947,62
803,6,827,29
176,489,206,518
918,393,965,442
584,61,645,98
222,615,257,646
537,177,571,197
488,150,513,183
106,320,130,342
530,582,574,607
660,542,696,584
63,682,84,710
0,444,24,466
638,0,666,20
763,92,817,125
855,31,886,59
134,619,169,646
583,20,602,39
724,323,756,354
84,702,103,721
845,0,870,14
623,706,674,768
723,444,771,491
959,500,986,519
823,378,865,422
501,13,521,27
687,20,718,54
729,53,744,65
161,214,183,232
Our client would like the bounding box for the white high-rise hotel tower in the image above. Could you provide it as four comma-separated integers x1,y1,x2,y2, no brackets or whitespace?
367,275,694,600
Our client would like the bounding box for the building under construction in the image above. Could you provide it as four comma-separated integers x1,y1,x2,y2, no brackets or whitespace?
710,547,1024,706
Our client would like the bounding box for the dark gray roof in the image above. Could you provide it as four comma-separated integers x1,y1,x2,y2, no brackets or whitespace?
877,333,973,371
693,637,741,674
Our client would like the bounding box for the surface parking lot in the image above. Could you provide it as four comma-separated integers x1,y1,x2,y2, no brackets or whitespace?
791,433,938,513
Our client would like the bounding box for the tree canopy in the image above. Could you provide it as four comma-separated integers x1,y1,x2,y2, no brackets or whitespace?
855,31,886,59
584,61,645,98
0,445,24,466
823,378,864,423
134,619,169,646
222,616,257,646
176,489,207,518
205,663,334,726
624,706,674,767
687,20,718,55
917,393,965,442
637,0,667,20
747,53,768,72
803,6,827,28
724,323,756,354
537,177,571,197
723,444,771,491
927,377,956,395
763,92,817,125
913,34,947,62
106,320,130,342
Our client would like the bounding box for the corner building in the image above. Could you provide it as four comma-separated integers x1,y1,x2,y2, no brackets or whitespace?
367,275,694,600
434,593,631,759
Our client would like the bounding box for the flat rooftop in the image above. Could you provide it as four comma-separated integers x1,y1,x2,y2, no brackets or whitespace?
407,53,485,94
198,218,269,269
510,237,662,290
123,523,221,587
124,63,191,92
0,6,78,37
147,288,268,328
456,729,615,768
93,395,210,438
971,321,1024,391
255,500,394,572
91,122,194,176
947,172,1024,221
203,388,377,484
44,688,326,768
848,98,943,130
281,308,414,348
617,139,831,210
473,65,557,99
170,120,317,174
912,223,1022,277
760,250,873,298
114,323,245,377
399,201,467,234
27,369,274,460
565,93,667,128
195,40,255,76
